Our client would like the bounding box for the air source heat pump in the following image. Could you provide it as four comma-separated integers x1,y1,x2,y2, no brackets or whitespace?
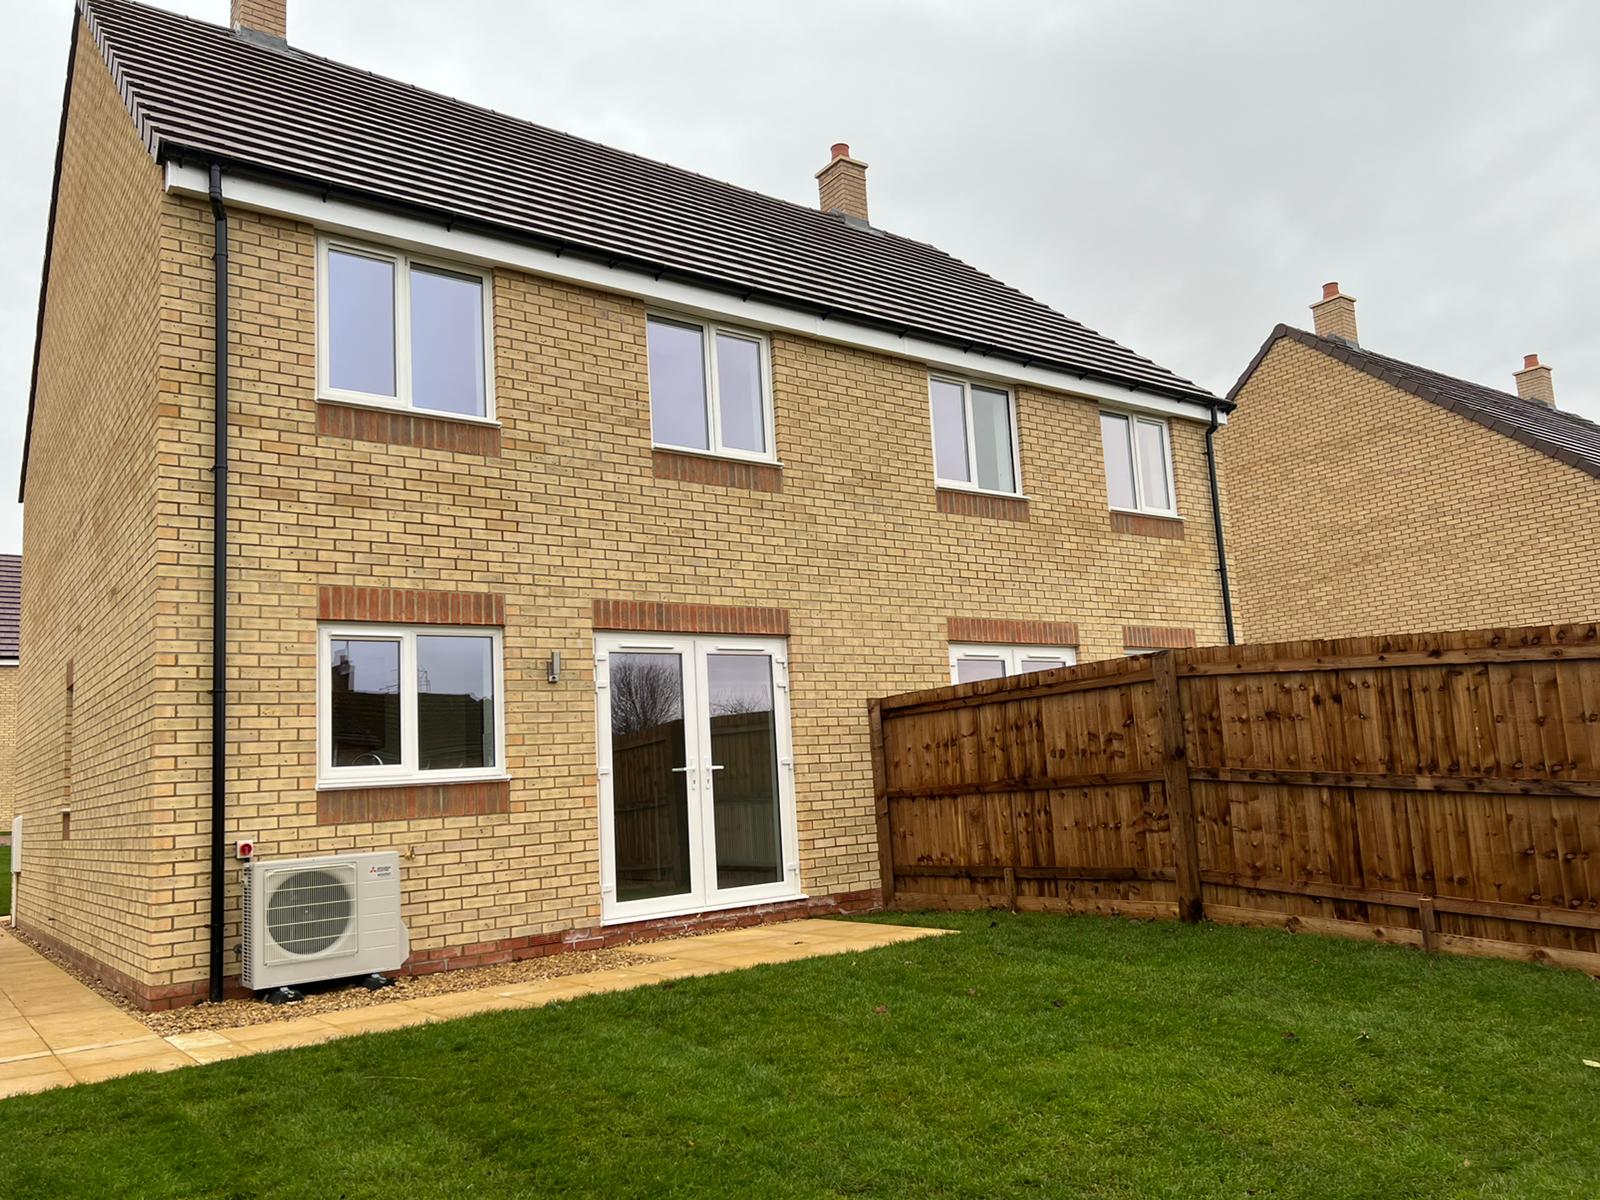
241,851,409,993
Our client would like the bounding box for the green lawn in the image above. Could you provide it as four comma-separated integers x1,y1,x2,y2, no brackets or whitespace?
0,844,9,915
2,912,1598,1199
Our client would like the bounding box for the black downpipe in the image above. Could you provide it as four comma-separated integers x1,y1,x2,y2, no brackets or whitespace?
1205,406,1236,645
207,165,229,1004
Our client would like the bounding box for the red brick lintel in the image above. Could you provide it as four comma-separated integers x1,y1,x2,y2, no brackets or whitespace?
653,448,782,492
593,599,790,637
937,488,1029,522
317,399,502,456
1110,510,1184,539
947,617,1080,647
319,586,505,627
317,780,510,825
1123,624,1197,650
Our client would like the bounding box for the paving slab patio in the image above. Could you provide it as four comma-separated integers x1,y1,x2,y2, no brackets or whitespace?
0,919,951,1099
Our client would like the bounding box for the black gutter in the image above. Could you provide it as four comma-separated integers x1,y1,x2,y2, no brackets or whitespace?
207,163,229,1004
1205,406,1237,645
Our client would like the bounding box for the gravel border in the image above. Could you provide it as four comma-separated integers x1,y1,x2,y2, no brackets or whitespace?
5,925,661,1035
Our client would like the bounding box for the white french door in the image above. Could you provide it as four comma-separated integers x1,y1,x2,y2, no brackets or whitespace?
595,633,799,923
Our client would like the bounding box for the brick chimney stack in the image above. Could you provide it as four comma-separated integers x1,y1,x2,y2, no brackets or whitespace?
1310,281,1358,345
816,143,869,223
1513,353,1556,407
232,0,287,42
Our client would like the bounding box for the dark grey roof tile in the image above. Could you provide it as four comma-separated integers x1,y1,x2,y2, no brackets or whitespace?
1229,325,1600,480
81,0,1216,405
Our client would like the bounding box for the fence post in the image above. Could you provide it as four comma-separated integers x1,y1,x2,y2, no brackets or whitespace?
1417,896,1439,953
1151,651,1203,922
868,700,895,910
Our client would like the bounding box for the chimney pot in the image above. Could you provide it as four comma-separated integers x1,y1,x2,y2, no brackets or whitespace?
816,143,869,223
232,0,287,42
1310,282,1359,345
1513,354,1556,407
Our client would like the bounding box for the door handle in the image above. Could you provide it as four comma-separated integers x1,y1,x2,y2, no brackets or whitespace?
706,764,725,772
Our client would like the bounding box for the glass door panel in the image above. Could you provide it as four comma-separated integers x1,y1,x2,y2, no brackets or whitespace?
705,653,783,891
598,633,795,922
607,651,693,904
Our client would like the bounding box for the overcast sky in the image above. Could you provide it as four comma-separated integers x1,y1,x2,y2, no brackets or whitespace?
2,0,1598,554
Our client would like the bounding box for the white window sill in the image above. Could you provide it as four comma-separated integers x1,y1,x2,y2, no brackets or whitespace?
316,772,511,792
652,443,782,469
936,481,1029,501
318,394,502,428
1110,506,1182,521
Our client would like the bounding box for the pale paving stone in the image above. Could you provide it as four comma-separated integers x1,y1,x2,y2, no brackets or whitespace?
0,916,954,1086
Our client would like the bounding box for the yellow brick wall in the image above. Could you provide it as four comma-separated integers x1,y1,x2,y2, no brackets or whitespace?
24,32,1231,998
13,22,167,978
0,666,16,828
1221,337,1600,642
134,200,1231,995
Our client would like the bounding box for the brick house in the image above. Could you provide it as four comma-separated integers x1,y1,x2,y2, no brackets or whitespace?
15,0,1234,1008
0,555,17,837
1222,283,1600,642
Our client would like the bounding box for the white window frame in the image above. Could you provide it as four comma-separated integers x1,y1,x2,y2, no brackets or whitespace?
316,236,498,423
646,313,778,464
949,642,1077,684
929,374,1024,497
1101,409,1178,517
594,633,800,923
317,623,507,789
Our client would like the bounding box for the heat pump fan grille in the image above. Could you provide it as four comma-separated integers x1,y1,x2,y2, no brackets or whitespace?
266,867,356,957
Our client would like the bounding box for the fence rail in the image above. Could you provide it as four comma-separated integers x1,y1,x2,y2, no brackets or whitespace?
869,623,1600,973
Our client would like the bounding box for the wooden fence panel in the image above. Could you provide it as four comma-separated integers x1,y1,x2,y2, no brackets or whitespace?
873,622,1600,972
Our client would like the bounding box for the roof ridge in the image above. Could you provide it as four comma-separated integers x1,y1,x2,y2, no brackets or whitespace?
88,0,1004,274
71,0,1218,405
89,0,1191,383
1284,324,1599,433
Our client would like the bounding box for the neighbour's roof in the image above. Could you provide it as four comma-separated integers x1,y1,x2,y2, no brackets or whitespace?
0,555,19,661
1230,325,1600,480
77,0,1216,406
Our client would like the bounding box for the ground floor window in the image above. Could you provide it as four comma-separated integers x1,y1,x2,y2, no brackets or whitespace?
949,642,1077,684
318,624,504,787
595,633,798,922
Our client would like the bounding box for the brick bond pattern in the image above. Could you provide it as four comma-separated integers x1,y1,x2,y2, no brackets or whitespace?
0,666,15,828
16,20,1231,1004
1222,338,1600,642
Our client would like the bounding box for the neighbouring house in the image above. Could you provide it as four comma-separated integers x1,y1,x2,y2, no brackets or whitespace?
1222,283,1600,643
15,0,1233,1009
0,555,17,837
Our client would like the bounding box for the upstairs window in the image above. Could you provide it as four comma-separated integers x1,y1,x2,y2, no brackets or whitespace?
1100,411,1175,516
930,376,1019,494
319,239,493,420
647,315,774,460
949,643,1076,685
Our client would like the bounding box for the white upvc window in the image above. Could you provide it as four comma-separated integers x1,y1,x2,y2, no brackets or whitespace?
949,643,1077,685
929,375,1021,495
646,314,776,461
317,237,496,421
1100,410,1176,516
317,624,506,788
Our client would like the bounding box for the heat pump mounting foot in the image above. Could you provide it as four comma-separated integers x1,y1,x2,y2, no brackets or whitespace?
359,973,397,991
262,986,304,1005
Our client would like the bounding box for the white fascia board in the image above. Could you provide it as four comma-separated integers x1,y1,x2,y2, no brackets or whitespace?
166,162,1222,425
